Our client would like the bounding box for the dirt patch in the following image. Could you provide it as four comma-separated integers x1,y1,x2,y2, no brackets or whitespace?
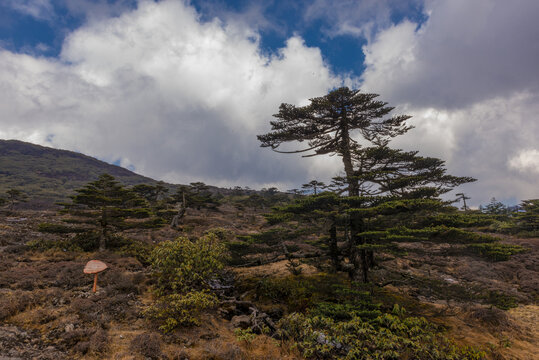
233,259,318,279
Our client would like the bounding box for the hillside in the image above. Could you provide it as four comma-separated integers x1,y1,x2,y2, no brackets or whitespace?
0,140,159,207
0,206,537,359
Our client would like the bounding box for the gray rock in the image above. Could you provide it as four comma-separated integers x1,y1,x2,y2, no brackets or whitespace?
231,315,251,329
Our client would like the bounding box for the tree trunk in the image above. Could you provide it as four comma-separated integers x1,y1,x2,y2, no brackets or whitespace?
328,220,340,271
348,217,367,281
361,248,369,283
99,229,106,252
99,209,107,251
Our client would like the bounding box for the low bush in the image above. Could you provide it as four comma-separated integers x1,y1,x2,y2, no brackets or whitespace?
145,234,226,332
251,274,381,317
144,291,218,331
150,235,227,296
204,227,236,241
466,242,527,261
484,291,518,310
0,290,38,320
467,306,514,329
27,231,101,252
130,332,163,359
278,311,486,360
114,240,153,265
54,262,89,289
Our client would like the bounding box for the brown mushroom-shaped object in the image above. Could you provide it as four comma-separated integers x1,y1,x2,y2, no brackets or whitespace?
83,260,108,293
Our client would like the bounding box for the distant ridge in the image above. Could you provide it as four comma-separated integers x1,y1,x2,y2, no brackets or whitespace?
0,139,160,208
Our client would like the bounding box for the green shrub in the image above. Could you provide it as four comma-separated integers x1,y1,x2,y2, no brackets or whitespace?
204,227,235,241
144,291,218,332
238,228,306,246
115,240,153,265
278,312,486,360
312,302,381,321
484,291,518,310
252,274,379,315
150,235,227,296
146,234,226,332
467,243,527,261
27,238,80,252
234,328,257,344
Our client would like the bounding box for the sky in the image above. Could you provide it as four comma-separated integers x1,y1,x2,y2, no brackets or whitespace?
0,0,538,206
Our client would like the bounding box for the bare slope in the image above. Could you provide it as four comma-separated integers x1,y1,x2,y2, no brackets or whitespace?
0,139,157,207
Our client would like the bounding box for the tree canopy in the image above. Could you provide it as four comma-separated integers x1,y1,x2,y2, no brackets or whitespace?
259,87,475,282
60,174,154,251
258,87,412,196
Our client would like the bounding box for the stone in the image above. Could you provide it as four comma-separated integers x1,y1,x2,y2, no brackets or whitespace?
231,315,251,329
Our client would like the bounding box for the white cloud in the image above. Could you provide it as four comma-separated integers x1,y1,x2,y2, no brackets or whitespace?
361,0,539,109
509,149,539,174
360,0,539,205
304,0,401,41
0,0,340,189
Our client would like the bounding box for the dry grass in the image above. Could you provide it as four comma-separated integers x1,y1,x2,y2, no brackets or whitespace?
1,210,537,360
233,259,318,279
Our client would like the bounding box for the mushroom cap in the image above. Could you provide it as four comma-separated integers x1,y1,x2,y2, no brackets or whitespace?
84,260,108,274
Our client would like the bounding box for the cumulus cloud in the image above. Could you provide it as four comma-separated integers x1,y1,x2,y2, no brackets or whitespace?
305,0,423,41
0,0,340,189
361,0,539,109
360,0,539,204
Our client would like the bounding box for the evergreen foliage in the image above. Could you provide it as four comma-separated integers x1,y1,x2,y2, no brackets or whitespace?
480,197,507,214
258,87,475,282
258,87,412,196
514,199,539,235
278,311,485,360
171,182,219,211
5,188,28,210
58,174,160,251
132,181,169,206
302,180,326,195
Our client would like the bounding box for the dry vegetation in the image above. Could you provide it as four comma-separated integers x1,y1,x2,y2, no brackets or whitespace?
0,205,537,359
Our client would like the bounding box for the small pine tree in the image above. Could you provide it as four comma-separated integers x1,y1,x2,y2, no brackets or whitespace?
301,180,326,195
5,188,28,210
61,174,151,251
455,193,471,211
482,197,507,214
515,199,539,234
132,181,168,207
172,182,219,211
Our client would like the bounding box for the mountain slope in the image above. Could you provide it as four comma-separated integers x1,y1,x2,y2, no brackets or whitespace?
0,139,159,207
